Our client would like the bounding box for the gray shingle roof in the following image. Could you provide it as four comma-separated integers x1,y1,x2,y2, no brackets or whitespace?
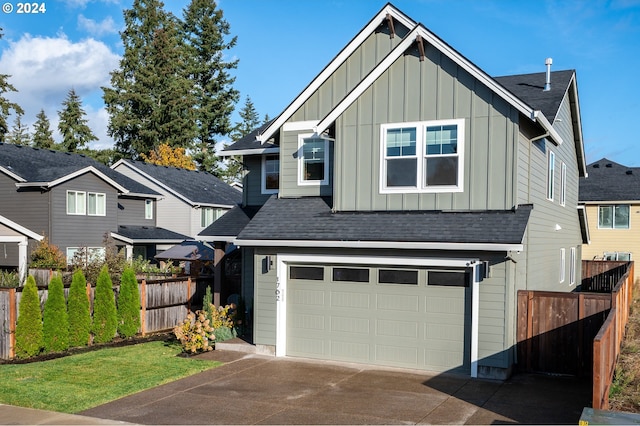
118,160,241,206
115,225,189,241
237,196,532,245
0,143,159,196
222,120,278,153
198,204,260,239
494,70,575,122
579,158,640,202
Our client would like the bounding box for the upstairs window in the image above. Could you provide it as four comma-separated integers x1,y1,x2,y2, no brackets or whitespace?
145,199,153,219
67,191,86,215
298,134,330,185
547,150,555,201
381,119,464,193
262,155,280,194
87,192,106,216
201,207,224,228
598,205,630,229
560,162,567,206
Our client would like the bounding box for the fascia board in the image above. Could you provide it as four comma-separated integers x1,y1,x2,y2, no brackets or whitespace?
0,166,26,182
194,203,236,209
532,111,564,145
122,192,164,200
15,166,130,193
580,200,640,205
110,232,185,245
196,235,237,243
111,232,133,245
234,239,523,252
219,147,280,157
257,5,416,144
568,75,587,177
0,214,43,240
577,205,590,245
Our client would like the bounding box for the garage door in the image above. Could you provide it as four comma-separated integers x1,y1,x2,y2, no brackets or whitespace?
286,264,471,373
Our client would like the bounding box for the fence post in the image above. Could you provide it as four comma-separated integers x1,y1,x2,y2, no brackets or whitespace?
140,279,146,337
187,277,192,312
8,288,16,359
526,291,533,372
578,293,585,375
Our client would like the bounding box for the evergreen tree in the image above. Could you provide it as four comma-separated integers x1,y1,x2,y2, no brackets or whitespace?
57,89,98,152
0,30,24,143
222,96,261,184
43,275,69,353
32,109,56,149
92,266,117,343
6,112,31,145
68,269,91,347
103,0,197,159
15,276,44,358
182,0,239,173
117,267,141,338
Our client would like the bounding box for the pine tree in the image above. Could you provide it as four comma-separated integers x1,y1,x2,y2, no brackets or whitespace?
15,276,44,358
0,30,24,143
103,0,197,159
32,109,56,149
43,275,69,353
182,0,239,173
6,113,31,145
57,89,98,152
117,267,141,338
68,269,91,347
92,266,117,343
222,96,261,184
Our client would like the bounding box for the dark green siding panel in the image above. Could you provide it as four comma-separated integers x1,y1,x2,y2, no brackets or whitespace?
253,248,277,346
244,156,272,206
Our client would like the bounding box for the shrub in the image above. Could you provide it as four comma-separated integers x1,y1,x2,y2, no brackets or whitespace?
117,267,141,338
173,310,215,353
30,236,66,269
69,234,126,285
92,266,118,344
0,270,20,288
15,276,44,358
204,303,237,342
68,269,91,347
43,275,69,353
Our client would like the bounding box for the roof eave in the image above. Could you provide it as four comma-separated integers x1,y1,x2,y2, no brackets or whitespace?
234,239,523,252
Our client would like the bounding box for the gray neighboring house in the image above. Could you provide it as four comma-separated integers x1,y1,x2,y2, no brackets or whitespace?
0,213,43,281
205,4,587,379
0,143,188,269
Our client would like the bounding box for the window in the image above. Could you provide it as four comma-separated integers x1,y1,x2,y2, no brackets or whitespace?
332,267,369,283
570,247,576,285
381,119,464,193
547,150,555,201
427,270,469,287
87,192,106,216
298,134,330,185
262,155,280,194
560,248,566,283
598,205,630,229
67,191,86,215
378,269,418,285
290,266,324,280
145,199,153,219
66,247,105,265
201,207,224,228
560,162,567,206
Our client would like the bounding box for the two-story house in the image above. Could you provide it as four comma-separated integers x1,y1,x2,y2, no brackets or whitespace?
204,4,587,379
0,143,190,270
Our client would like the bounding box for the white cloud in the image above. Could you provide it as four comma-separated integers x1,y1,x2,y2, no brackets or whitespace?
0,33,121,149
78,15,117,37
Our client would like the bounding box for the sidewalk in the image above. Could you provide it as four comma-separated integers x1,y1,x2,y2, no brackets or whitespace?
0,404,132,425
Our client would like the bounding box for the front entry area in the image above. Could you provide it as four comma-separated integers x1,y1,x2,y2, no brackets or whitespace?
283,259,472,374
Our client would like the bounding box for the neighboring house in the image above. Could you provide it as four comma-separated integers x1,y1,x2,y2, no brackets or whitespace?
579,158,640,279
202,4,587,379
111,160,242,242
0,213,43,281
0,143,188,269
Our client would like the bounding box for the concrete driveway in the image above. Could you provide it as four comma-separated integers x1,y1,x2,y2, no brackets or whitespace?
81,349,591,425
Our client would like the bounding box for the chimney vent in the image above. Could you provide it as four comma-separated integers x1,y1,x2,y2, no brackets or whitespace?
627,170,633,175
606,163,613,168
544,58,553,91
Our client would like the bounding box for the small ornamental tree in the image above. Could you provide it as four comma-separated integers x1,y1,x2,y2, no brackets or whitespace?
68,269,91,347
30,235,66,270
15,276,44,358
92,266,117,343
43,275,69,353
117,267,140,338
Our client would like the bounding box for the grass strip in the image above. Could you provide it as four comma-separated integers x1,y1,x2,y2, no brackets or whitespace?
0,340,219,413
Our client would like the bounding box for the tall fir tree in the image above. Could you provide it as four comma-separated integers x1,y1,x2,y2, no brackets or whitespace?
103,0,197,159
222,96,261,184
57,89,97,152
14,276,44,358
68,269,91,347
32,109,56,149
0,30,24,142
6,112,31,145
182,0,239,174
92,266,117,344
43,275,69,353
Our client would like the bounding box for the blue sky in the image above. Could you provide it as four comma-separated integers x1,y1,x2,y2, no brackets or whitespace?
0,0,639,166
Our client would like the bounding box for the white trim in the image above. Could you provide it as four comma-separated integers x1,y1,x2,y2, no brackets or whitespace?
283,120,319,132
110,232,185,245
577,205,590,245
560,162,567,207
197,235,237,243
570,247,576,286
219,147,280,157
581,200,638,205
145,199,153,220
87,192,106,216
66,190,86,215
275,253,480,376
546,150,555,201
0,166,26,182
16,166,129,193
235,239,523,252
261,154,280,195
297,133,331,186
0,235,32,243
560,248,566,283
0,214,43,240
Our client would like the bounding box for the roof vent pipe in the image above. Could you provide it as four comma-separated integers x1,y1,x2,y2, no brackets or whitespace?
544,58,553,91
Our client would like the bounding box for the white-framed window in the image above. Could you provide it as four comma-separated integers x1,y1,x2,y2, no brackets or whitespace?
560,162,567,206
298,134,331,186
598,205,630,229
547,150,555,201
201,207,224,228
145,199,153,220
87,192,106,216
559,248,566,283
66,247,105,265
380,119,464,193
570,247,576,285
66,191,86,215
261,154,280,194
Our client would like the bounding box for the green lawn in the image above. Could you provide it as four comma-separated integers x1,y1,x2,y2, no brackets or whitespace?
0,340,220,413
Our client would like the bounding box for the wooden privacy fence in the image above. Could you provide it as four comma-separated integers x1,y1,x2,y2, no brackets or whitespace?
0,276,210,360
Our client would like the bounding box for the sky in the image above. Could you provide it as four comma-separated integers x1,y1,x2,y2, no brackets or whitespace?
0,0,639,165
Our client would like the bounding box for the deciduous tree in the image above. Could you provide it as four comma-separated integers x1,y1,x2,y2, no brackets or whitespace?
141,143,196,170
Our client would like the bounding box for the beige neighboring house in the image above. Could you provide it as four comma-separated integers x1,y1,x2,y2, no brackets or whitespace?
579,158,640,280
0,214,43,282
